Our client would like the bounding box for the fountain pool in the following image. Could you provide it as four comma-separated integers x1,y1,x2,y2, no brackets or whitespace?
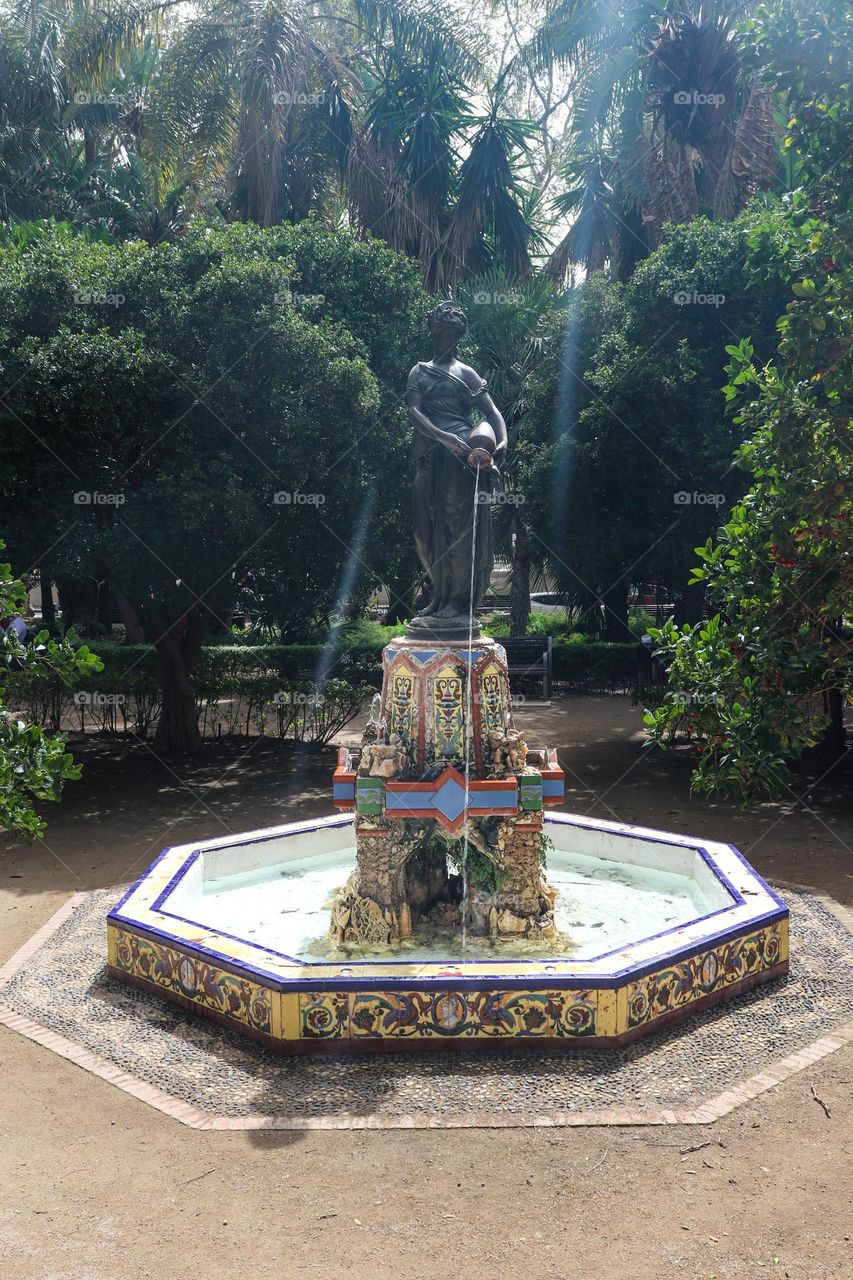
108,811,788,1053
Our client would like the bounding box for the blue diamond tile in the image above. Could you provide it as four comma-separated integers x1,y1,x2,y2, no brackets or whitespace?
409,649,436,664
431,776,466,822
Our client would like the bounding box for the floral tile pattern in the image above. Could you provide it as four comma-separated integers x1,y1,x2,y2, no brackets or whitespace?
111,927,273,1035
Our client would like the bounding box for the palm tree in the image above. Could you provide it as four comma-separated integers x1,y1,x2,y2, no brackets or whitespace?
511,1,778,281
155,1,538,286
0,0,169,222
350,48,539,290
0,0,542,283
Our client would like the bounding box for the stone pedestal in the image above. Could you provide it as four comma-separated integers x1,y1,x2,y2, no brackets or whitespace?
380,635,513,775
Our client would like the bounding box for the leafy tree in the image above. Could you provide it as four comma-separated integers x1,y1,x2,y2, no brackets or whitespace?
0,542,101,838
512,1,779,281
517,211,790,638
644,0,852,799
0,220,430,752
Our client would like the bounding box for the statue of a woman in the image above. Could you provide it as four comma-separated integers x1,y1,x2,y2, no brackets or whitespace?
405,301,507,638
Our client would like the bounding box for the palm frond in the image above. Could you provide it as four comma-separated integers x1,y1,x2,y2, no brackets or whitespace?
713,79,777,217
513,0,619,80
349,0,483,77
444,110,537,285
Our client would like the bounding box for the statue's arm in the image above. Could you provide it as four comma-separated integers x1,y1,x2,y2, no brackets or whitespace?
406,385,470,460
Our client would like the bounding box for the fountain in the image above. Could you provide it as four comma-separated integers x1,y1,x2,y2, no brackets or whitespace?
108,303,788,1052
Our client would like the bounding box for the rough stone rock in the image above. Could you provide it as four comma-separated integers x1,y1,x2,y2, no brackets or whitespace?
497,908,527,935
334,811,557,945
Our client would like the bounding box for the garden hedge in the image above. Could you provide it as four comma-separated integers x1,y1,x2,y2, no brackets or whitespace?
8,638,639,740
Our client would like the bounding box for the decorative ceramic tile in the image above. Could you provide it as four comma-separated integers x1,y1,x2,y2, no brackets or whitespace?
109,925,274,1035
349,988,598,1040
625,920,787,1030
388,667,418,752
298,991,350,1039
431,665,465,761
479,662,509,734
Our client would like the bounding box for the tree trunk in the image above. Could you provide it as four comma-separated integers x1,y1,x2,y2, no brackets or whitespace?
572,583,598,634
825,686,846,753
602,580,630,642
56,576,86,628
153,611,207,755
39,559,56,631
155,655,201,754
96,579,112,630
616,204,648,281
674,581,705,628
114,593,146,645
510,512,531,637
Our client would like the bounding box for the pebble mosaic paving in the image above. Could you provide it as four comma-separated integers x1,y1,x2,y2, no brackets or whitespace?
1,886,851,1130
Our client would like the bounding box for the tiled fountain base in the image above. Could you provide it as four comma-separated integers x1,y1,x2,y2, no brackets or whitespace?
1,886,852,1130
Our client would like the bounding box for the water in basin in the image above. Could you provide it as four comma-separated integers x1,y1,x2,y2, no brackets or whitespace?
166,842,728,963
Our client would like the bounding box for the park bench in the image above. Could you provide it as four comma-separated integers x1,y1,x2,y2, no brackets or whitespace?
502,635,553,702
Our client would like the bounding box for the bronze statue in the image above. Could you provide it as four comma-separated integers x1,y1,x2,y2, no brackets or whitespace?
406,301,507,637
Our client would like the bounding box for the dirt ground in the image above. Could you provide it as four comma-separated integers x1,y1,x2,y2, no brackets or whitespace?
1,695,851,1280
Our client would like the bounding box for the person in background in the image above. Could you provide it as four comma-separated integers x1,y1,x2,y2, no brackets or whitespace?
1,614,28,643
10,614,28,642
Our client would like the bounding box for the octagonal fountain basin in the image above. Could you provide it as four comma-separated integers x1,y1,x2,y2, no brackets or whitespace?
107,813,788,1053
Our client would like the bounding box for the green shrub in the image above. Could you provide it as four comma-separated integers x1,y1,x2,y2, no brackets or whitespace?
8,644,373,746
10,636,640,740
628,608,657,638
552,641,637,690
482,610,581,639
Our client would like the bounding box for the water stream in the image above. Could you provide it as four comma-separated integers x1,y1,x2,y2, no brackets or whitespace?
460,465,481,948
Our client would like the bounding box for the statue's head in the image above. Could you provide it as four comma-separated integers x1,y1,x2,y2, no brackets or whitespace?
427,300,468,342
